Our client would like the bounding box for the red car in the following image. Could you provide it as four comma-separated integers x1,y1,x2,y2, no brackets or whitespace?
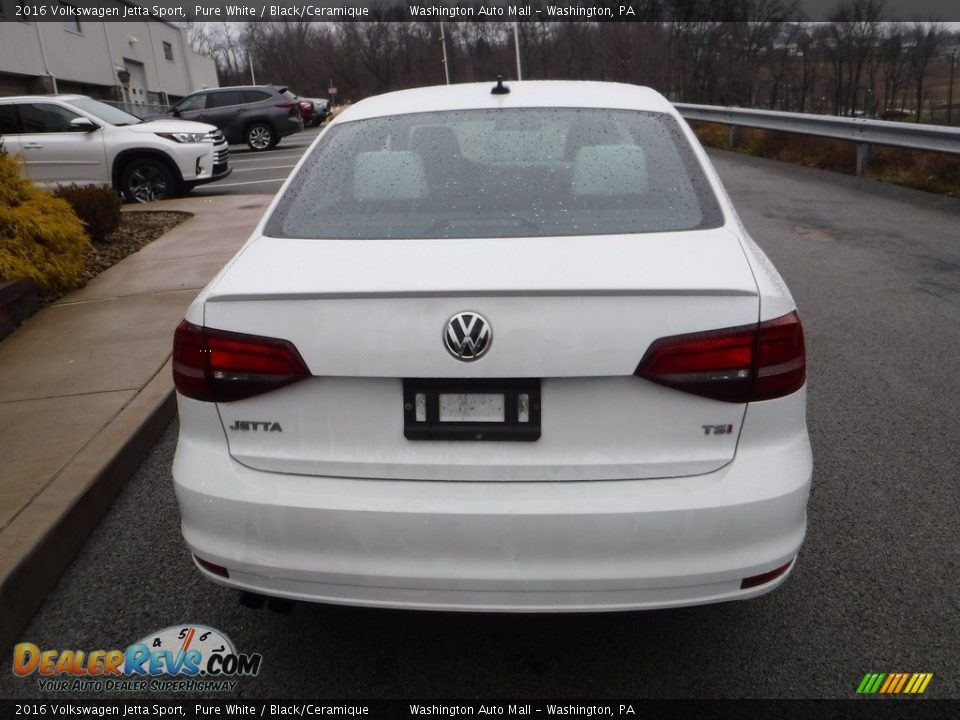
299,98,331,127
298,100,317,127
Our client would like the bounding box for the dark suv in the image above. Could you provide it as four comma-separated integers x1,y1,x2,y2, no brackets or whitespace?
167,85,302,151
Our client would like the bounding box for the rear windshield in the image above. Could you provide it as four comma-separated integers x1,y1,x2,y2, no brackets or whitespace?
266,107,724,240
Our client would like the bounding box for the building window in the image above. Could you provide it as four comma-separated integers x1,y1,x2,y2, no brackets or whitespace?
59,3,81,32
163,41,174,62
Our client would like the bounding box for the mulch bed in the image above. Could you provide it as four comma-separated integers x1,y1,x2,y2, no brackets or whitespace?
82,210,192,282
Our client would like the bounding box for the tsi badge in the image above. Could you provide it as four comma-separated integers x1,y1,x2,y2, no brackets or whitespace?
13,625,262,693
703,424,734,435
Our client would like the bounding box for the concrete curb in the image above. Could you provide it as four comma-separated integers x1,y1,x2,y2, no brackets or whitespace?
0,363,176,653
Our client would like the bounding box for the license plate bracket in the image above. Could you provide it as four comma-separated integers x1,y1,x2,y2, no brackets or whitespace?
403,378,541,441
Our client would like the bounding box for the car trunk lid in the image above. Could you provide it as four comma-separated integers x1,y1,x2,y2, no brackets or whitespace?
204,230,760,481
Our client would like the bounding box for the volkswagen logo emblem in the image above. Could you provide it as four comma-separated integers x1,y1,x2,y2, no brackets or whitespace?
444,311,492,361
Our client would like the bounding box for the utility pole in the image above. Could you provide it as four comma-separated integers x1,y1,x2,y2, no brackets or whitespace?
440,22,451,85
513,22,522,81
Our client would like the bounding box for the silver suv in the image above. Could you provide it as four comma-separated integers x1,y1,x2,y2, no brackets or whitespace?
0,95,231,202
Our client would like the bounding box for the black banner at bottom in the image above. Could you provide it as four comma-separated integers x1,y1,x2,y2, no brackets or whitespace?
1,700,959,720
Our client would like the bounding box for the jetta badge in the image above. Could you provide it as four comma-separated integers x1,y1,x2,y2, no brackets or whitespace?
444,311,492,361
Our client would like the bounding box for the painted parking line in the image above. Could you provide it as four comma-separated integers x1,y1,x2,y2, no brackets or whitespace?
228,157,305,167
229,155,301,165
201,178,286,189
229,150,309,159
231,166,297,173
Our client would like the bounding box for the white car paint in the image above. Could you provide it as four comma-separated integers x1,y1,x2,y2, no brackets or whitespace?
172,81,812,611
0,95,230,199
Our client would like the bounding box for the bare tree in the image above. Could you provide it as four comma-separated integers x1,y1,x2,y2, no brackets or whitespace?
907,22,942,121
822,0,885,116
878,23,911,114
244,22,319,89
172,10,947,127
185,22,249,86
339,21,405,94
786,25,819,112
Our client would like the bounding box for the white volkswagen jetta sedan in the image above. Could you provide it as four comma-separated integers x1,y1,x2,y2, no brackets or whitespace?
172,80,812,612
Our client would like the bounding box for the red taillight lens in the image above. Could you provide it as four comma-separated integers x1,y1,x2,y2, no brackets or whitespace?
752,312,806,401
194,556,230,578
635,311,805,403
173,320,309,403
740,560,793,589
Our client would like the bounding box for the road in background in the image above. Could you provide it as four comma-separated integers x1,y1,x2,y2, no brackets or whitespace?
2,150,958,699
192,126,323,197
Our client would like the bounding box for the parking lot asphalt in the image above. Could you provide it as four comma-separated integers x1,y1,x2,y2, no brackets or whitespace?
1,148,958,700
191,126,322,196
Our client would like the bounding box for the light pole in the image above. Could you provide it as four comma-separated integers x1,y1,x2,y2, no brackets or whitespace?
440,22,451,85
949,51,956,126
513,22,522,81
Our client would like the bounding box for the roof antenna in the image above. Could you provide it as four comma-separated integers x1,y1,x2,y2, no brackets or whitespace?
491,75,510,95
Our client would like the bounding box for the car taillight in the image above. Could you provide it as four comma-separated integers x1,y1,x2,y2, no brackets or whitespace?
635,311,805,403
173,320,309,403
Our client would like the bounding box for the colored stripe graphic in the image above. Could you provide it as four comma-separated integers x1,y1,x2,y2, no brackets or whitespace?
857,673,886,694
857,672,932,695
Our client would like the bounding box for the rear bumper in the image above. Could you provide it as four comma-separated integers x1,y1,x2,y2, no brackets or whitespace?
279,116,303,138
198,559,799,612
173,392,812,612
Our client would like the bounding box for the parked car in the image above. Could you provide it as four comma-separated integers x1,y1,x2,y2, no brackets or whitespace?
172,80,812,612
163,85,303,151
303,97,332,126
297,100,316,127
0,95,230,202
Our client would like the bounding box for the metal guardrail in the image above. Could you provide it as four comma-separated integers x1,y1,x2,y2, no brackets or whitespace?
675,103,960,175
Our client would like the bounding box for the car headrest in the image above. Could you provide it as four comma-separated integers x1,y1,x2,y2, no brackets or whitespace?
353,151,428,201
571,145,649,197
410,125,462,160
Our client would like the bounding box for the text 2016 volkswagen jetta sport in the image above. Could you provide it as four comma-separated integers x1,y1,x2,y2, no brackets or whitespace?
172,81,812,612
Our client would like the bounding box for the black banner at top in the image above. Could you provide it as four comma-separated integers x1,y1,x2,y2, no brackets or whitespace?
4,0,960,22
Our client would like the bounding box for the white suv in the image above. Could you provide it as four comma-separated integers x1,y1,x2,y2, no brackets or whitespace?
0,95,231,202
